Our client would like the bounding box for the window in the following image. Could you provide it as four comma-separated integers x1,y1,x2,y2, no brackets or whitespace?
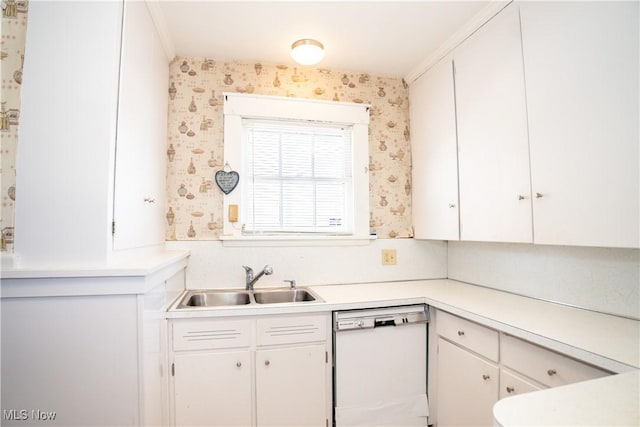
222,93,370,244
244,119,353,234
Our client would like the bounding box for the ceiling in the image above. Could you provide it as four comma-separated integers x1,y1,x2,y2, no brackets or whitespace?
153,1,491,78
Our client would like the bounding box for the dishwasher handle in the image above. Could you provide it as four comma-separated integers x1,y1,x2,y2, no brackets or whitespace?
374,317,396,328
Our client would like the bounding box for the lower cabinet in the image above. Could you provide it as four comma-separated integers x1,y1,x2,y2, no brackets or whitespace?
434,310,611,427
499,369,543,399
173,350,252,426
169,313,331,427
256,344,327,426
437,338,499,426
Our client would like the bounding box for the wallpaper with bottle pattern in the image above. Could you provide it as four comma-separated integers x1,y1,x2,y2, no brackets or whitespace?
166,57,413,240
0,0,28,251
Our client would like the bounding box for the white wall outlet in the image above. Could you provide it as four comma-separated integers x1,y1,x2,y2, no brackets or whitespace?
382,249,397,265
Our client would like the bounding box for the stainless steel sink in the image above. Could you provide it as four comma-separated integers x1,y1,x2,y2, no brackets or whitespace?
175,287,322,309
177,291,251,308
253,288,318,304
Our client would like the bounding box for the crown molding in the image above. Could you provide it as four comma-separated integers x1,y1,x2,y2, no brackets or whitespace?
405,0,512,84
145,0,176,62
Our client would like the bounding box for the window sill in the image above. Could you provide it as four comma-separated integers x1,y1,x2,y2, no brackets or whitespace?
219,234,377,247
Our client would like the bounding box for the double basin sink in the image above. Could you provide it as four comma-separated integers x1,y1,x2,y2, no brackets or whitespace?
176,287,322,309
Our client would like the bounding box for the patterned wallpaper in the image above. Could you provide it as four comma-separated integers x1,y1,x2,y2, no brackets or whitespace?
166,57,413,240
0,0,28,251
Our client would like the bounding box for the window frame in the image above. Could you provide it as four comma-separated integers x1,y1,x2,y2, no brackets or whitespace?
222,93,371,246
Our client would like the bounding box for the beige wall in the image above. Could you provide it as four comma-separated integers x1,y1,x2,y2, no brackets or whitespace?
165,57,413,241
0,0,28,251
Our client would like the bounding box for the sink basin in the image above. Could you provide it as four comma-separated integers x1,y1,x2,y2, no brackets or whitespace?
177,291,251,308
253,289,318,304
174,287,322,309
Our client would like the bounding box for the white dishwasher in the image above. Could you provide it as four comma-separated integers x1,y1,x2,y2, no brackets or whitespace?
333,305,429,427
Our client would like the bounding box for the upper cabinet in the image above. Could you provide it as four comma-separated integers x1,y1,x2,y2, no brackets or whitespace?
410,59,460,240
15,0,169,265
453,4,532,243
113,1,169,251
410,1,640,249
520,1,639,248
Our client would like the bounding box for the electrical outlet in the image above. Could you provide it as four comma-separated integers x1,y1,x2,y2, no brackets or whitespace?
382,249,397,265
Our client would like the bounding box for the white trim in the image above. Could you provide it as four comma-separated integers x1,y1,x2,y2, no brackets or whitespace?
222,93,371,244
144,0,176,61
405,0,512,83
224,93,370,124
219,235,376,247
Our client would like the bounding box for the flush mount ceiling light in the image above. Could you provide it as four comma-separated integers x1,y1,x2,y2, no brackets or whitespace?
291,39,325,66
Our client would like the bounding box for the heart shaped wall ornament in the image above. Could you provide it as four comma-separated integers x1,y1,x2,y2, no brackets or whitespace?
215,169,239,195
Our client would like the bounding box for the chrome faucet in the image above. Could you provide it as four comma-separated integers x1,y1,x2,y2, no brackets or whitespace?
243,265,273,290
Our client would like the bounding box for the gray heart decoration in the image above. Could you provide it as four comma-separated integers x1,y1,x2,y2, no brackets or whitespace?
215,170,240,195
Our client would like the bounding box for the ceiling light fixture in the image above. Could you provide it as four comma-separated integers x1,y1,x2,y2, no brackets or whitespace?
291,39,324,66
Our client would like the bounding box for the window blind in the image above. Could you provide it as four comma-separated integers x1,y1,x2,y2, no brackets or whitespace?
243,118,353,234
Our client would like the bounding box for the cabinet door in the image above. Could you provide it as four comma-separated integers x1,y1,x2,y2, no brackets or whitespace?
454,4,532,243
113,0,168,250
256,344,327,427
173,350,252,427
500,368,544,399
520,2,639,248
436,338,499,427
410,59,460,240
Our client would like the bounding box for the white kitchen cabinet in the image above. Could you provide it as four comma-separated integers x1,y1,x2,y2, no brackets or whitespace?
436,309,499,362
410,59,460,240
171,317,254,426
113,0,169,251
411,1,639,249
256,344,327,426
173,350,252,426
0,260,187,427
519,1,640,248
433,309,613,426
15,0,169,265
501,334,610,388
169,313,332,427
499,369,543,399
453,3,532,243
435,311,500,426
437,338,499,427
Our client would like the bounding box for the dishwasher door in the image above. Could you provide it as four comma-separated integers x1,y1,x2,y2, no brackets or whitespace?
333,305,429,427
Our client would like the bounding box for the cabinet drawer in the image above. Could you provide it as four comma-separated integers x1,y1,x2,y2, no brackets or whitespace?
436,310,499,361
257,314,327,346
501,334,610,388
172,319,252,351
500,368,544,399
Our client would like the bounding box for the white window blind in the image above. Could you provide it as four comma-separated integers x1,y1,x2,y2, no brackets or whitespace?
243,118,353,234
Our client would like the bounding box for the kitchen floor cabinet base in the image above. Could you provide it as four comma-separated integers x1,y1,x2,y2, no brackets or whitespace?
432,309,613,427
169,313,332,427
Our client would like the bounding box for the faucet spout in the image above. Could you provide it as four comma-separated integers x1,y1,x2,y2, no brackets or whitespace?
243,265,273,290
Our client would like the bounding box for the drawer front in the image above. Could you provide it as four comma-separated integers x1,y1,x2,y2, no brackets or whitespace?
436,310,499,361
500,368,545,399
257,314,327,346
501,334,610,388
172,319,252,351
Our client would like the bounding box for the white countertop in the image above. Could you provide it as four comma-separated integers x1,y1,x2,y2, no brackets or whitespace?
168,278,639,427
0,250,190,297
1,250,189,278
493,371,639,426
312,280,640,372
168,279,639,371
